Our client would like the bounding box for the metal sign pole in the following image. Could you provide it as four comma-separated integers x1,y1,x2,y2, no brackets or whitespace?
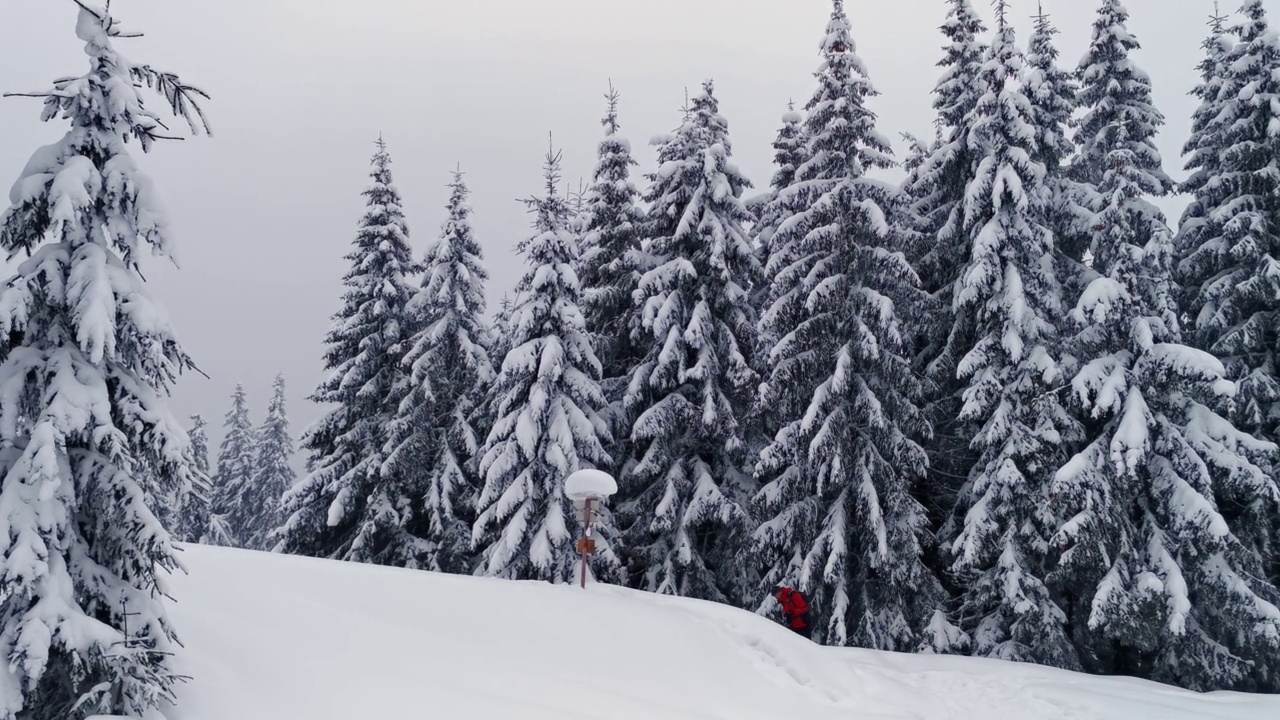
580,497,593,589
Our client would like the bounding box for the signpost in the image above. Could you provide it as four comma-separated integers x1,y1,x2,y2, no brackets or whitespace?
564,469,618,589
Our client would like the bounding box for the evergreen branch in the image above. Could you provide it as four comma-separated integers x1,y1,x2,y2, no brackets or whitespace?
129,65,213,137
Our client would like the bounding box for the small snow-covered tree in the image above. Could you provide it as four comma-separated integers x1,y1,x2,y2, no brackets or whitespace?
752,103,806,321
277,139,420,564
1178,0,1280,447
246,374,295,550
172,414,212,543
0,4,208,717
753,103,813,446
900,0,988,520
1072,0,1174,263
1176,6,1234,269
619,81,762,604
384,168,493,574
577,85,647,417
753,0,957,652
472,146,619,584
1052,125,1280,691
946,3,1080,670
209,384,255,548
1025,6,1086,266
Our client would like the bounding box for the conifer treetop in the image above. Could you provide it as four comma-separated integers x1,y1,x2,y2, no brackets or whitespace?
1073,0,1173,194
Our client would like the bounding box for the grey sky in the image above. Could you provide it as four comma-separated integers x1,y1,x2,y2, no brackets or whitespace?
0,0,1266,454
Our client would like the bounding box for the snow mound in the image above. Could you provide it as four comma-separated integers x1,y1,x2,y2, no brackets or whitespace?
167,544,1280,720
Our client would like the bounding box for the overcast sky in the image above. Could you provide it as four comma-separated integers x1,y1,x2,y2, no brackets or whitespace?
0,0,1267,454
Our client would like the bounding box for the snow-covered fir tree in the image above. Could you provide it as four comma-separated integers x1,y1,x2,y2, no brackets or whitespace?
277,139,421,564
946,2,1080,670
1175,5,1234,269
1178,0,1280,447
1025,5,1085,265
753,0,958,652
753,103,812,446
209,384,256,548
0,5,208,717
472,146,619,584
619,80,762,604
490,294,516,361
1051,102,1280,691
248,374,296,551
752,103,806,320
900,0,988,521
172,414,213,543
577,85,647,416
1072,0,1174,262
384,168,493,574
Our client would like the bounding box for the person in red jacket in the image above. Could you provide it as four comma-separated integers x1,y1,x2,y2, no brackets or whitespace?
774,585,810,638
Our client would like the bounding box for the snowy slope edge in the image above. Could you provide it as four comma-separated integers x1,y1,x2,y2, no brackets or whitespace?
166,544,1280,720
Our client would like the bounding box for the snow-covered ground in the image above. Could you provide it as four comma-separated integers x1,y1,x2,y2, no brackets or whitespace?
166,544,1280,719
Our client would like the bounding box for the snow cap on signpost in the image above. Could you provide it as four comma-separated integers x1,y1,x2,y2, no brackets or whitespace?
565,469,617,588
565,469,618,505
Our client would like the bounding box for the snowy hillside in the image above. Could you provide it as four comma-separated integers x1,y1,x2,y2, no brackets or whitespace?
165,545,1280,720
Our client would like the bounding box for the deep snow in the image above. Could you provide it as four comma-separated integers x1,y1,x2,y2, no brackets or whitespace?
166,544,1280,719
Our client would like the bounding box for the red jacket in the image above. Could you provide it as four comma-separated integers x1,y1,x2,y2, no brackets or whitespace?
776,587,809,629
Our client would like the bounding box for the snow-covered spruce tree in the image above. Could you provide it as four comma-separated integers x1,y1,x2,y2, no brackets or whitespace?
246,374,295,551
276,139,421,564
619,81,761,604
472,146,619,584
752,103,812,447
1072,0,1174,263
172,414,212,543
1051,122,1280,690
1175,6,1234,270
490,294,516,361
747,105,808,466
0,4,208,717
752,102,806,317
477,292,516,444
946,3,1081,670
1178,0,1280,447
577,85,647,417
1025,6,1086,267
208,384,255,548
900,0,988,524
753,0,958,652
384,168,493,574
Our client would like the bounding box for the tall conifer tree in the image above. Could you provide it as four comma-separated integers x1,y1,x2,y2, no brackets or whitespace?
753,0,958,652
209,384,256,548
1053,104,1280,693
0,5,208,716
174,414,213,543
901,0,988,524
946,1,1080,670
277,139,420,564
1177,5,1234,270
249,375,295,550
577,85,646,423
1178,0,1280,447
1026,6,1086,266
619,81,761,604
472,146,619,584
385,168,493,574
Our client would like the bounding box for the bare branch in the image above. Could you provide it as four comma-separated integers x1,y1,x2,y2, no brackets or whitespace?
71,0,103,22
130,65,213,137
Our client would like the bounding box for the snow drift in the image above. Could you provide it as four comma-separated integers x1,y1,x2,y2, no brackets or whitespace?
166,544,1280,719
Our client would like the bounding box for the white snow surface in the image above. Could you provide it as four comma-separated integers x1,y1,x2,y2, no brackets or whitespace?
564,468,618,501
167,544,1280,720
